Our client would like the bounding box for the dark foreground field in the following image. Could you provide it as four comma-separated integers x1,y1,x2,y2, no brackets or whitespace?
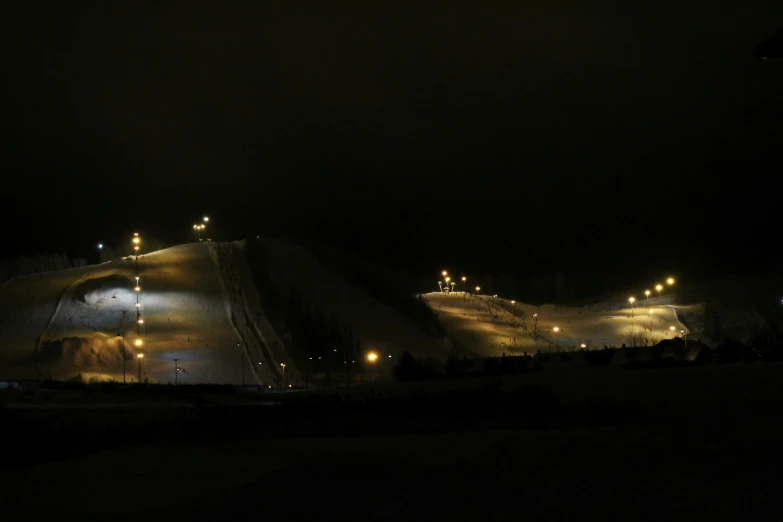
1,363,782,521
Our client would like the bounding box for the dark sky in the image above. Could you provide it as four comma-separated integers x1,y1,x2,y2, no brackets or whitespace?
2,1,782,279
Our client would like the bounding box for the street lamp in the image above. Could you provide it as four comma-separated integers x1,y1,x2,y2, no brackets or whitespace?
475,286,481,294
669,326,675,337
203,216,209,223
511,300,516,320
629,297,636,331
645,290,651,299
281,362,286,381
581,343,587,350
137,353,144,382
367,351,379,381
656,284,663,297
461,276,467,293
667,277,675,286
442,270,448,277
134,286,141,292
134,339,143,347
553,326,560,350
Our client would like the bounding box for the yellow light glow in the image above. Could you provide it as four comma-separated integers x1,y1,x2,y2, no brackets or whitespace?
134,246,139,251
442,270,447,276
367,352,378,362
628,297,635,304
656,284,663,291
670,326,675,331
132,237,140,244
667,277,675,285
134,339,143,347
645,290,651,296
581,343,587,348
134,286,141,292
511,300,515,304
203,216,209,222
445,277,450,282
475,286,480,291
648,309,654,314
137,353,144,359
461,276,466,281
135,303,140,308
133,232,139,236
553,326,560,332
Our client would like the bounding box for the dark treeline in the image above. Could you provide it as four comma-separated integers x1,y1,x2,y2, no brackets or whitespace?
307,241,444,338
243,239,363,380
0,252,77,284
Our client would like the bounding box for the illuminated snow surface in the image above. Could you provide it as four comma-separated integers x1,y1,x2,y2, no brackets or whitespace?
424,292,697,357
0,242,302,385
0,241,446,385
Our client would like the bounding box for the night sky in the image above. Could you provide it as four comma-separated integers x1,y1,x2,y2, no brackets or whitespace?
2,2,782,280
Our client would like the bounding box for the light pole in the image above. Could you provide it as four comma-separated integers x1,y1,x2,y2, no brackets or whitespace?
367,352,379,381
437,280,443,293
581,343,587,351
667,277,675,286
629,297,636,334
645,289,651,299
445,276,451,293
173,358,179,385
281,362,286,386
193,224,199,242
656,284,663,298
119,331,126,384
533,313,538,340
97,243,103,263
511,300,516,321
450,282,456,293
475,286,481,296
553,326,560,351
680,329,688,351
669,326,675,338
461,276,467,294
137,353,144,382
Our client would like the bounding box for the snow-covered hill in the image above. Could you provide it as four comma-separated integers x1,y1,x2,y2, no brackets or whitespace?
0,240,443,384
425,292,697,357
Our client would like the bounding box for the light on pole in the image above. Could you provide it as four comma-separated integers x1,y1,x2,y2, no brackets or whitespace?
629,297,636,331
511,300,516,320
367,351,379,381
669,326,675,338
461,276,466,294
137,353,144,382
645,289,651,299
475,286,481,294
552,326,560,350
656,284,663,297
281,362,286,383
667,277,675,286
581,343,587,350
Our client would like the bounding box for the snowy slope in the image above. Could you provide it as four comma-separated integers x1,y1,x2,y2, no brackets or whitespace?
0,239,446,384
0,242,304,385
424,292,692,357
